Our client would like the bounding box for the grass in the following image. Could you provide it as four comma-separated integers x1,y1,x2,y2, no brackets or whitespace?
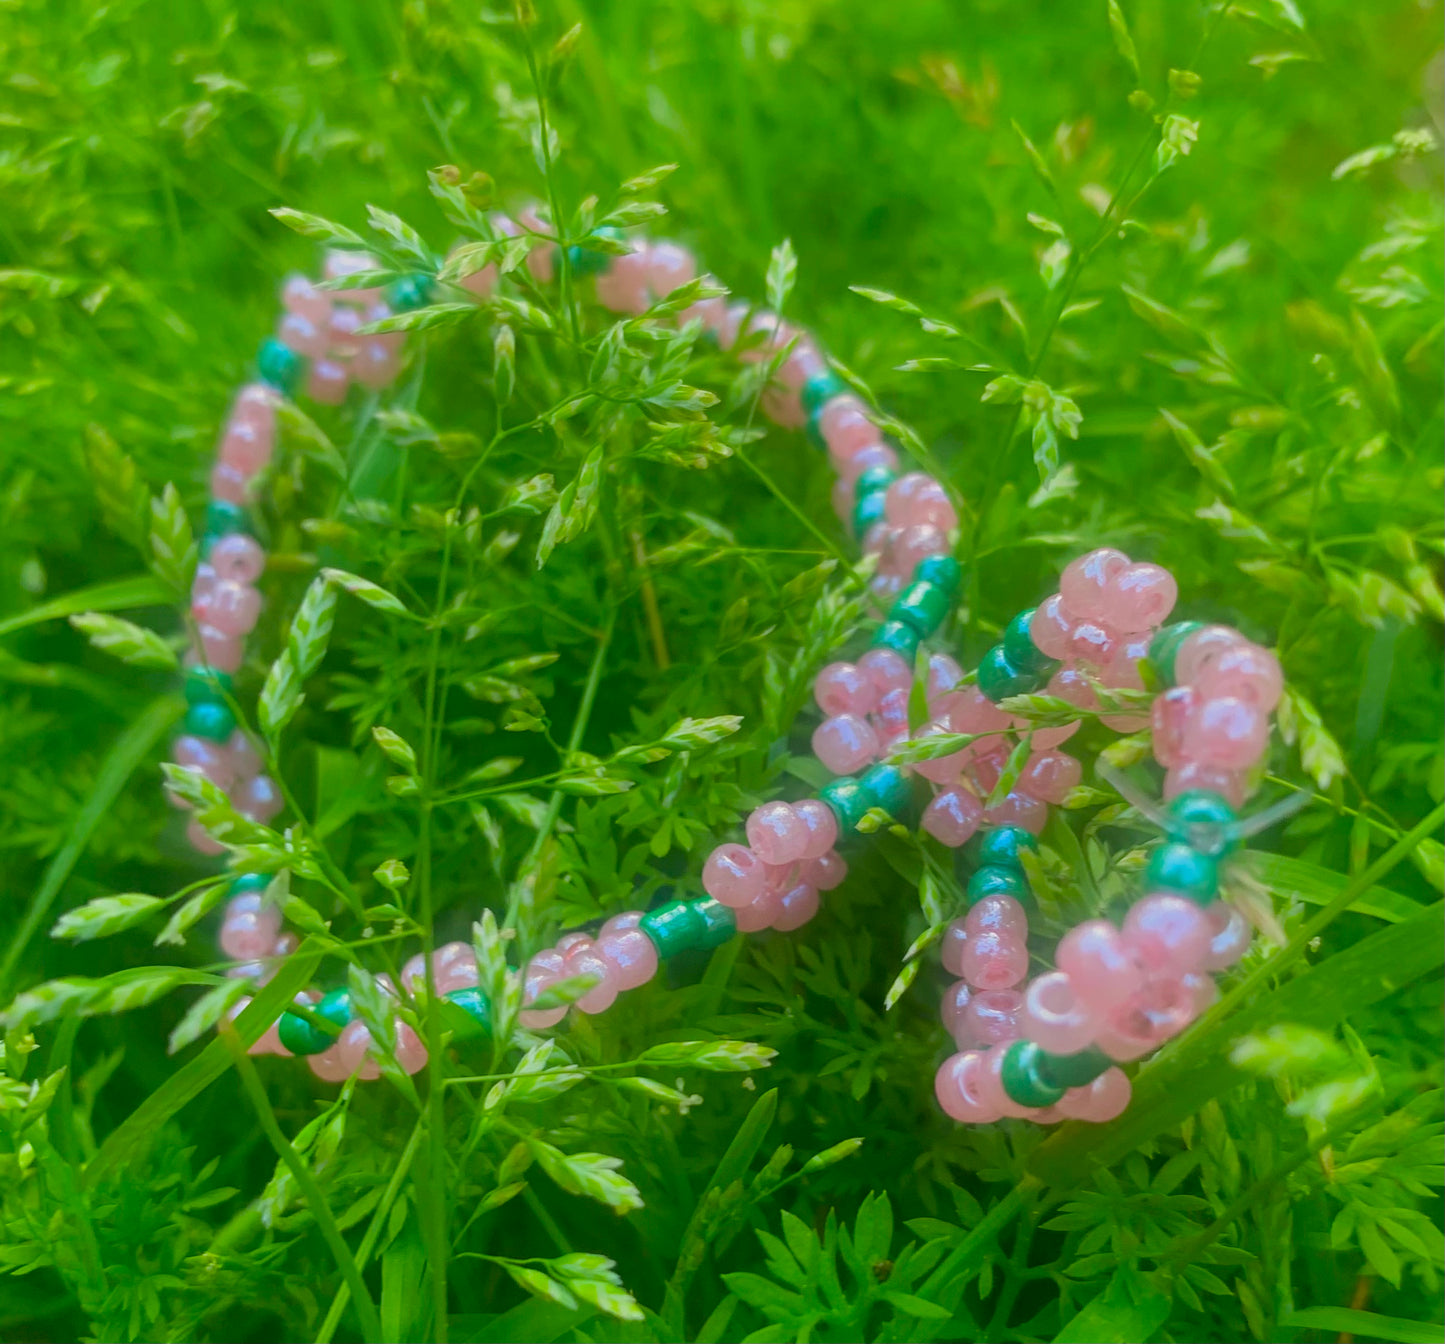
0,1,1441,1341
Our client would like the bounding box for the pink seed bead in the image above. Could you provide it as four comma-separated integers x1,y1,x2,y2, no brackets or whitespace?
716,301,750,349
940,979,972,1040
746,802,809,866
961,929,1029,991
925,652,964,707
1163,761,1247,809
1030,720,1082,751
210,534,266,585
1183,696,1269,769
977,1043,1035,1118
1099,633,1151,690
1021,971,1100,1055
336,1020,381,1080
1019,751,1081,804
555,932,591,955
922,786,984,846
221,908,282,960
1101,562,1177,633
282,274,331,324
598,928,659,990
595,248,652,314
965,895,1029,941
1029,595,1075,661
400,953,428,993
891,523,949,573
601,910,643,937
185,817,226,856
225,891,267,918
761,385,805,429
644,241,697,297
814,662,878,717
171,735,238,800
761,861,800,895
206,581,261,638
219,416,274,476
324,249,381,297
935,1051,1002,1124
793,799,839,860
800,850,847,891
676,290,728,332
913,723,969,784
1047,666,1101,712
1096,976,1198,1061
983,790,1048,836
733,884,784,933
307,358,349,405
354,340,402,389
210,461,249,505
777,339,826,391
940,919,969,976
1059,547,1131,621
873,685,911,738
945,687,1011,736
197,626,244,674
1056,920,1144,1014
1056,1067,1131,1123
453,248,498,299
327,304,364,357
884,473,957,532
234,773,283,825
819,396,876,458
273,932,298,958
772,881,820,932
519,959,567,1030
278,311,329,358
1150,685,1200,768
960,988,1023,1047
436,957,480,995
566,945,619,1015
1067,620,1118,666
226,730,262,781
838,443,901,488
859,648,912,696
308,1042,354,1083
1195,642,1283,713
703,843,767,908
1201,901,1252,971
1174,624,1249,685
812,714,880,775
1123,894,1214,975
394,1023,428,1075
1182,971,1220,1016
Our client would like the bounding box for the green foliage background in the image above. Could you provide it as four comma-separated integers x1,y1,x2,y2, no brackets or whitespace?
0,1,1441,1341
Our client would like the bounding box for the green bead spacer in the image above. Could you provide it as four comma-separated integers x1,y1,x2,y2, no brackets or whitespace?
278,987,353,1057
184,700,237,743
639,901,705,959
976,645,1043,703
965,825,1039,872
229,872,270,897
1148,621,1204,686
567,226,623,276
184,666,233,707
1036,1046,1110,1091
890,580,951,637
853,490,888,537
691,898,738,950
1167,790,1239,856
387,273,436,312
1145,842,1219,904
204,500,250,539
1001,608,1057,677
913,553,961,595
854,465,895,499
257,337,304,396
819,776,868,836
800,369,847,419
1000,1040,1066,1109
870,619,921,661
859,763,912,819
441,986,493,1040
966,864,1029,904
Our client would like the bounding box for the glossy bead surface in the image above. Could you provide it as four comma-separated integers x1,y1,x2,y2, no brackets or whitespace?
185,701,237,743
1019,750,1080,804
1002,608,1056,676
772,881,820,932
1195,642,1283,712
858,648,911,696
1056,921,1143,1013
443,986,494,1038
960,929,1028,991
921,786,983,846
639,901,704,958
692,898,738,949
1122,894,1214,974
965,865,1028,905
870,619,921,662
1183,696,1269,769
1101,562,1177,632
1147,620,1204,686
1030,595,1074,661
966,825,1039,871
818,777,867,836
257,337,303,395
976,646,1037,703
746,801,809,866
891,580,951,636
1202,901,1252,970
1055,1067,1131,1122
598,928,659,991
815,661,877,716
915,553,962,594
1035,1045,1110,1090
1000,1040,1066,1108
1167,790,1239,855
858,763,912,818
800,851,847,891
1145,843,1220,904
812,714,880,775
702,843,767,908
960,988,1023,1047
1059,548,1130,621
792,798,840,860
935,1051,1001,1124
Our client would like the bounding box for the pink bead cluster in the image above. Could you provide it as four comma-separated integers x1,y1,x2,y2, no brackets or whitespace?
515,912,663,1028
701,807,848,934
170,709,283,857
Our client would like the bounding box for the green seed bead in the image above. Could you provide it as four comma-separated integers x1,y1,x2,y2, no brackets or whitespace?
976,645,1041,703
1167,790,1239,856
853,490,888,537
913,553,961,595
204,500,250,539
640,901,705,959
387,273,436,312
315,988,354,1028
1148,621,1204,686
1002,608,1057,677
870,619,921,661
441,986,493,1039
1036,1046,1110,1091
185,701,237,743
691,898,738,950
854,465,895,499
257,337,303,396
891,580,951,637
184,666,233,707
229,873,270,897
859,763,912,819
801,369,847,419
567,226,623,276
1145,842,1219,904
1000,1040,1065,1108
277,1009,333,1057
965,825,1039,872
819,777,868,836
966,864,1029,904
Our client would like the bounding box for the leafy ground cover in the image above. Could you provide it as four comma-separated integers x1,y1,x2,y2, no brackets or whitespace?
0,1,1441,1341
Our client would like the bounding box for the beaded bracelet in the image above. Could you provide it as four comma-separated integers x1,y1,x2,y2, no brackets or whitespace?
166,211,1292,1120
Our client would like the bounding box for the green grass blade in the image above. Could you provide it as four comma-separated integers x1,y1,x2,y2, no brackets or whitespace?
0,574,170,639
1250,851,1425,923
1280,1307,1445,1343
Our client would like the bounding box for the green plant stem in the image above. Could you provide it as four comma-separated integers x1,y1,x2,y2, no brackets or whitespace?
228,1040,382,1344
